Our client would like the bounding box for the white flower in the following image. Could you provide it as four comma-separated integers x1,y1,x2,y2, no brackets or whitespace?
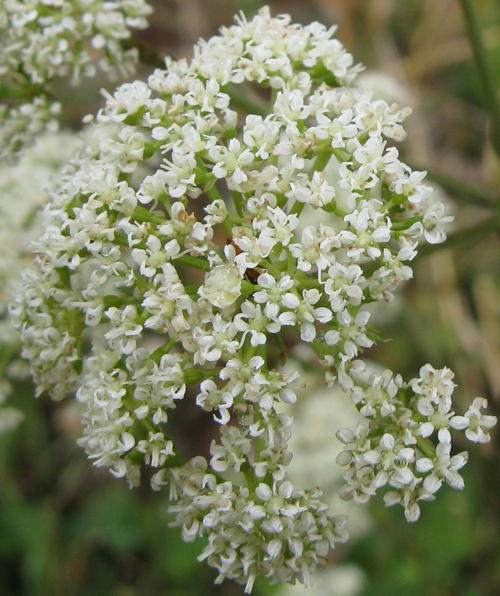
234,301,280,346
391,169,432,205
422,202,454,244
196,380,234,425
464,397,497,443
416,394,469,445
287,171,336,208
416,442,468,494
289,225,340,273
209,138,254,181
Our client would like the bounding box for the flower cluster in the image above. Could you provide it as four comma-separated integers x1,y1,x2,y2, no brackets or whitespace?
167,456,348,593
0,130,82,433
0,0,152,161
9,7,496,591
336,365,496,522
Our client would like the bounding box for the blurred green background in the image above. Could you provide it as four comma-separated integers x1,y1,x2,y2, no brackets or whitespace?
2,0,500,594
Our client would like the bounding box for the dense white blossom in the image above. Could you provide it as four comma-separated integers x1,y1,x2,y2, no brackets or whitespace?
9,7,496,592
0,0,152,161
0,130,82,432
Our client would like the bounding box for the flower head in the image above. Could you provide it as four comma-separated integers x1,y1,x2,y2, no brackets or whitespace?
9,6,494,591
0,0,152,161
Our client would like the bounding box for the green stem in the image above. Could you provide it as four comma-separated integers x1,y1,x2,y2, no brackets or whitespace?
151,339,177,364
232,191,245,217
257,258,282,278
311,339,330,359
176,255,210,271
184,367,220,384
290,200,306,217
416,437,436,460
459,0,500,159
241,280,261,296
131,206,166,225
241,460,258,492
206,182,222,203
323,200,348,218
184,285,201,298
296,273,323,291
310,151,334,177
391,216,423,232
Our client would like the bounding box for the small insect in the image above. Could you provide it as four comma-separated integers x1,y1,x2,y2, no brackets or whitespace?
227,237,261,284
